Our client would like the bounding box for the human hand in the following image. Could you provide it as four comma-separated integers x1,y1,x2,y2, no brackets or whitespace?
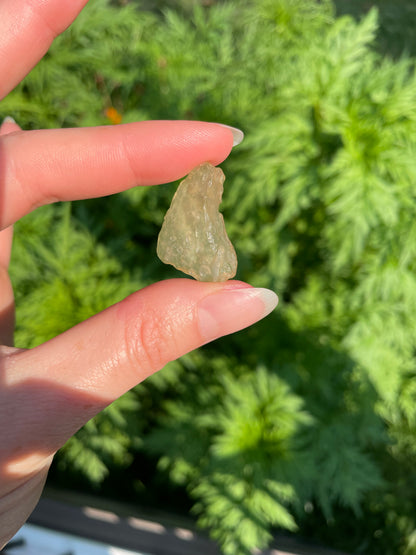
0,0,278,547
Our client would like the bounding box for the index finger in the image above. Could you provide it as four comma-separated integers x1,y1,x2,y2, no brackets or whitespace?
0,0,89,99
0,120,238,229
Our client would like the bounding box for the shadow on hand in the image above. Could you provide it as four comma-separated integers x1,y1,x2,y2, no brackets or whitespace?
0,354,108,488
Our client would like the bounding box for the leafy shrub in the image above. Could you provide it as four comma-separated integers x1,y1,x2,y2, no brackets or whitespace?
5,0,416,553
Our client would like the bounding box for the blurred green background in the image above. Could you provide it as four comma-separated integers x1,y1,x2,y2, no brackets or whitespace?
2,0,416,553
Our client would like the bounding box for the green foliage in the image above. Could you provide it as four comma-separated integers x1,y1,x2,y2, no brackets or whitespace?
56,390,143,484
11,203,141,347
335,0,416,58
0,0,154,128
4,0,416,553
146,363,307,554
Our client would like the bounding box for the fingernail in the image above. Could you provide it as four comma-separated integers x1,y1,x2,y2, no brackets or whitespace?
198,287,278,342
216,123,244,147
2,116,16,124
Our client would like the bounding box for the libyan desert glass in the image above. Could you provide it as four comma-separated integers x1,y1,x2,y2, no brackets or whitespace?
157,162,237,282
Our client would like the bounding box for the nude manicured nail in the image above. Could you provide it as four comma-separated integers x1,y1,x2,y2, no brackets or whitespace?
198,287,278,343
2,116,16,124
216,123,244,147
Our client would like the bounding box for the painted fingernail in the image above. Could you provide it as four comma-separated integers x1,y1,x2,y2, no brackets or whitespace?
2,116,16,124
198,287,278,343
216,123,244,147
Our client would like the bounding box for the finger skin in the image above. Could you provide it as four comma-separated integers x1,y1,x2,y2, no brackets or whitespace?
13,280,262,392
0,465,49,549
0,279,276,546
0,121,235,229
0,118,21,267
7,280,274,450
0,118,22,346
0,0,89,99
0,225,13,271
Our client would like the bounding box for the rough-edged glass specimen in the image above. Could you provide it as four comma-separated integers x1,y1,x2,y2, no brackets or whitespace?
157,162,237,282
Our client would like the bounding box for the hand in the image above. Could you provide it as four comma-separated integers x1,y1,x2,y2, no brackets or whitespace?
0,1,278,547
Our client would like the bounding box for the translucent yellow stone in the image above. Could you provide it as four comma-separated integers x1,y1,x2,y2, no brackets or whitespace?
157,163,237,282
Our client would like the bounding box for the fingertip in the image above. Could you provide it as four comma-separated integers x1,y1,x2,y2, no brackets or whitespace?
214,123,244,147
197,286,278,343
120,120,237,183
0,116,21,135
2,116,16,125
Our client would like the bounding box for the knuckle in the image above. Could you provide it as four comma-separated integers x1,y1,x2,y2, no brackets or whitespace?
124,313,174,374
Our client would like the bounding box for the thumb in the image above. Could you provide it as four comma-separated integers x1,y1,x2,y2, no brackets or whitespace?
8,279,277,453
